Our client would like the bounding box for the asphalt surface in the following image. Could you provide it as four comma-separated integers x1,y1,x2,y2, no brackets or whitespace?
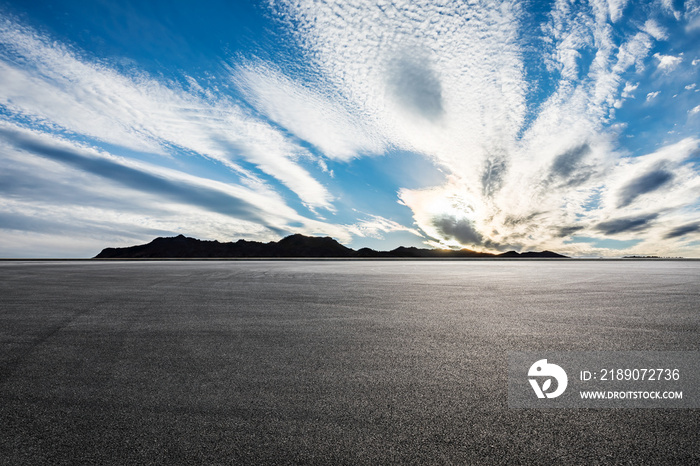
0,260,698,464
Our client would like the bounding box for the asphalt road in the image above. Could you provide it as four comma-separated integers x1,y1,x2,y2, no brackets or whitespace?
0,260,698,464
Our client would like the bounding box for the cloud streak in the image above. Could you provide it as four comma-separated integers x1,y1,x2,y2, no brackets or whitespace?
617,169,675,208
596,214,660,235
0,125,269,223
0,17,333,211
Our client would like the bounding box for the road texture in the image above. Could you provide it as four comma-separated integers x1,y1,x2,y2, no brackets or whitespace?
0,260,698,464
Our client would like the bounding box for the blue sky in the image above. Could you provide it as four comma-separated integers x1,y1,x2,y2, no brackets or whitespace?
0,0,699,257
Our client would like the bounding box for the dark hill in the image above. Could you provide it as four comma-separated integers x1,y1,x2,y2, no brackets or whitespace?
274,234,354,257
95,234,353,258
95,234,568,259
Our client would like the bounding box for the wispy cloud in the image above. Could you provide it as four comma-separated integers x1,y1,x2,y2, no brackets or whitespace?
267,0,700,256
0,17,333,211
0,121,416,255
1,1,699,257
642,19,669,40
233,61,388,161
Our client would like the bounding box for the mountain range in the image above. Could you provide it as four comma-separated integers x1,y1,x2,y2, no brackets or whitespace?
94,234,567,259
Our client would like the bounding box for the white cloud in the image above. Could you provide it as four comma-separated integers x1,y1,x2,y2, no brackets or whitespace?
690,105,700,115
606,0,629,23
232,61,388,161
0,121,375,256
641,19,668,40
273,0,528,171
0,122,301,222
267,0,700,256
660,0,682,20
2,2,699,257
345,214,422,240
601,138,700,209
622,82,638,98
687,83,697,90
0,17,334,210
654,53,683,71
687,0,700,31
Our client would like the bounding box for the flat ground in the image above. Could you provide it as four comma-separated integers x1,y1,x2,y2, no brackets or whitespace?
0,260,698,464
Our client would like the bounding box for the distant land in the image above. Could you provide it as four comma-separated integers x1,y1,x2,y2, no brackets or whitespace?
95,234,567,259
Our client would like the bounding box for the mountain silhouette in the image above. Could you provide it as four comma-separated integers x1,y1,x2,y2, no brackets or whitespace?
94,234,567,259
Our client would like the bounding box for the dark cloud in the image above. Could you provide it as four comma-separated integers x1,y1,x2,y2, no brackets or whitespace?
482,239,521,252
0,127,267,224
617,169,674,208
432,215,483,245
556,225,585,237
547,143,593,187
0,164,165,214
595,214,659,235
430,215,519,251
503,212,542,227
388,55,444,121
481,154,508,198
664,223,700,239
551,144,591,177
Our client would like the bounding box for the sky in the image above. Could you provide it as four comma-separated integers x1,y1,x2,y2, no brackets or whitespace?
0,0,699,258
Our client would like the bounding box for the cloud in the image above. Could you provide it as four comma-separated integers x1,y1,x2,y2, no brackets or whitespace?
596,214,659,235
599,139,700,215
2,2,700,257
605,0,630,23
264,0,700,254
660,0,682,20
0,17,333,210
622,82,638,98
0,126,275,222
653,53,683,71
556,225,586,238
233,61,387,161
273,0,528,161
687,0,700,31
0,123,306,225
641,19,668,40
386,52,445,121
548,143,594,187
0,122,375,254
664,222,700,239
481,154,508,198
617,169,675,207
345,214,422,240
432,215,484,246
0,211,170,240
